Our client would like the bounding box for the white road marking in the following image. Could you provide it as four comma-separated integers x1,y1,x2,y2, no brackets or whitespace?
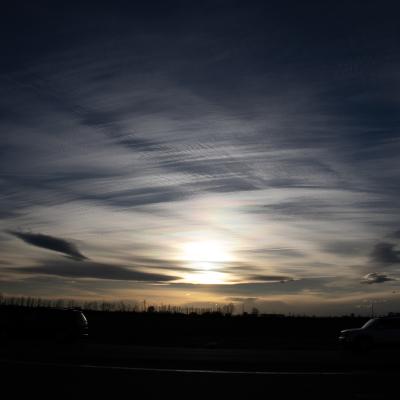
0,359,376,375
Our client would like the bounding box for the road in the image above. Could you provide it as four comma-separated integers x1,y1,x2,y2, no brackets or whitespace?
1,341,400,371
1,342,399,398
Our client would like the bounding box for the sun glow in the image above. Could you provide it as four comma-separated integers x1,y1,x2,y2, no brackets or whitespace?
182,240,232,267
184,271,227,285
180,240,233,284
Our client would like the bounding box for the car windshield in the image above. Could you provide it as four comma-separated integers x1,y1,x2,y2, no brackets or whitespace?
362,319,377,329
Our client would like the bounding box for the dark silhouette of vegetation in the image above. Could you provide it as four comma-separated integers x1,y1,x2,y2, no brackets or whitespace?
0,294,235,314
0,294,382,349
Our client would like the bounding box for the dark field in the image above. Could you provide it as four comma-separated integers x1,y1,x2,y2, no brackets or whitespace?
1,305,375,348
81,310,371,348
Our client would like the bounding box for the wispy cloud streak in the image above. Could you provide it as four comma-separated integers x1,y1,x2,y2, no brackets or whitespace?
8,231,87,261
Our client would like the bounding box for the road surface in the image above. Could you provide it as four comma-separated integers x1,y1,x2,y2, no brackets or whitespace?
1,342,399,398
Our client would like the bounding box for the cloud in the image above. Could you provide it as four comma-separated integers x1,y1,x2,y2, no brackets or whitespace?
226,297,259,303
239,247,305,258
322,240,367,256
390,230,400,239
123,256,190,272
10,259,178,282
245,274,294,283
0,210,20,220
8,231,88,261
361,272,395,285
167,276,336,297
370,242,400,265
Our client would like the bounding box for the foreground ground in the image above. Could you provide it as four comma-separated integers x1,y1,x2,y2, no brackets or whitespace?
1,341,399,398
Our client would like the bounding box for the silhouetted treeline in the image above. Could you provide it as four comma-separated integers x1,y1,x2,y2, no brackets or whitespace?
0,295,234,315
0,295,390,349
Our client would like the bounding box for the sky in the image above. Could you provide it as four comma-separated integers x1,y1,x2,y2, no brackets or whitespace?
1,0,400,315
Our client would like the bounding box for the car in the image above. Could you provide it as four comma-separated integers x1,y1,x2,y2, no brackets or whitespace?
339,317,400,350
0,307,88,343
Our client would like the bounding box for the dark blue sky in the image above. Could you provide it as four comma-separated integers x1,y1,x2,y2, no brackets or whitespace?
1,1,400,314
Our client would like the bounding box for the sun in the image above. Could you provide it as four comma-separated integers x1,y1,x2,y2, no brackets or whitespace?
180,240,232,284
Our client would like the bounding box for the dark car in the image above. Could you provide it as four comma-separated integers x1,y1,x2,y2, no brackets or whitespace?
339,317,400,350
0,307,88,342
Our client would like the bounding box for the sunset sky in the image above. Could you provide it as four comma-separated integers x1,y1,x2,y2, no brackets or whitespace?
1,1,400,315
